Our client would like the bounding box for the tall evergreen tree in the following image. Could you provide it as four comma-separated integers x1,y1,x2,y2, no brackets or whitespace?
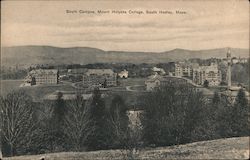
86,88,112,150
203,80,209,88
52,92,67,127
50,92,67,151
208,92,221,137
231,89,249,136
213,96,235,138
212,91,220,105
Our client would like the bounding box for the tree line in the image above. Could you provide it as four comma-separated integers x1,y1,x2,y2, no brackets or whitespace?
0,89,133,157
141,84,249,147
0,84,249,158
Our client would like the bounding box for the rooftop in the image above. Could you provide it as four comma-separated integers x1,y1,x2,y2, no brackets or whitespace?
85,69,115,76
29,69,58,75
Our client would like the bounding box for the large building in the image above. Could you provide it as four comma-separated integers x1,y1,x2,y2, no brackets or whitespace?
83,69,117,87
175,62,199,77
27,69,59,85
192,63,222,86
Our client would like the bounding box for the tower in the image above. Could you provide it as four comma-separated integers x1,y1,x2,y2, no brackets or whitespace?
227,48,232,89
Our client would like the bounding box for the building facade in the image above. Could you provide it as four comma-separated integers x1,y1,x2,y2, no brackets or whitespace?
83,69,117,87
174,63,198,77
28,69,59,85
174,63,184,77
193,63,221,86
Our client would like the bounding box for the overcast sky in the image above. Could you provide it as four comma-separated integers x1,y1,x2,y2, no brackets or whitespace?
1,0,249,52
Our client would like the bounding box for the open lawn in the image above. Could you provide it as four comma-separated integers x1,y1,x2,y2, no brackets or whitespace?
0,80,24,96
1,78,148,103
22,84,76,102
118,77,147,87
0,80,76,101
5,137,249,160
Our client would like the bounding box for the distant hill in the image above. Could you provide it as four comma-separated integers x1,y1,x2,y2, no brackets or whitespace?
1,46,249,67
5,137,249,160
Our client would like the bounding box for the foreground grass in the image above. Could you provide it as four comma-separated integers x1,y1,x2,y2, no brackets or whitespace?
5,136,249,160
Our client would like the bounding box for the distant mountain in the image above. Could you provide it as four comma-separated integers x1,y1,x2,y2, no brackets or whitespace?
1,46,249,67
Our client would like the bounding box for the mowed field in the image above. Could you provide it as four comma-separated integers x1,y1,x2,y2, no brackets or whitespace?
0,78,147,103
0,80,76,101
0,80,24,96
118,77,147,87
5,137,249,160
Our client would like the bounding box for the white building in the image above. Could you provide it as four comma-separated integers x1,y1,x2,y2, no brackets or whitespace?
174,63,198,77
174,63,184,77
152,67,166,75
118,69,129,78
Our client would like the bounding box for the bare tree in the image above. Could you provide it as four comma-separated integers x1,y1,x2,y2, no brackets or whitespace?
63,95,94,151
0,91,34,156
121,110,142,160
108,95,129,148
108,96,142,160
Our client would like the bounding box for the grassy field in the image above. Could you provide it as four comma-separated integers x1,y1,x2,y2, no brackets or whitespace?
0,79,24,96
0,78,147,103
0,80,76,101
118,78,146,87
22,84,77,102
5,137,249,160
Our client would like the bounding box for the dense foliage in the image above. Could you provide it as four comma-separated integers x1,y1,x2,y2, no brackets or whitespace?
141,85,206,146
141,85,249,147
0,86,249,157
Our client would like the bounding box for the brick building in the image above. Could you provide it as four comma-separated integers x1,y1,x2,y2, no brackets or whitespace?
28,69,59,85
83,69,117,87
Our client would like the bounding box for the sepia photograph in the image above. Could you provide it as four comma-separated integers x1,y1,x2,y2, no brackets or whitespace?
0,0,249,159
